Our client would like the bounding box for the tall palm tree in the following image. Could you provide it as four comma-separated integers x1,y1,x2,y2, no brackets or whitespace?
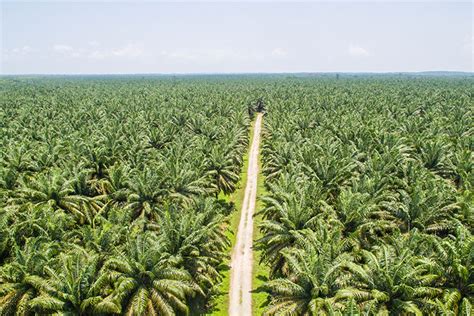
393,175,459,234
333,187,397,247
260,228,352,315
126,168,165,223
414,138,453,177
157,199,230,292
337,243,441,315
146,124,176,150
204,146,240,198
12,170,93,224
94,163,131,206
94,233,201,315
8,203,73,247
160,160,212,204
2,144,34,174
0,167,18,194
451,148,473,191
257,176,328,276
0,238,57,315
299,140,358,201
28,250,110,315
261,142,296,184
427,226,473,315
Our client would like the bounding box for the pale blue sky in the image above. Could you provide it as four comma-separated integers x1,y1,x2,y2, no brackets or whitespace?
1,1,472,74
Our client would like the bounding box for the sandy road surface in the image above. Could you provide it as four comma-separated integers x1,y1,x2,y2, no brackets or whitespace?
228,113,263,316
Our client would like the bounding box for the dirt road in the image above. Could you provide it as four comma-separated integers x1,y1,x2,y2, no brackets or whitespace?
228,113,263,316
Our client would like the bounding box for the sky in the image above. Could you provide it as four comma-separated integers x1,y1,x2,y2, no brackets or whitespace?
1,0,472,74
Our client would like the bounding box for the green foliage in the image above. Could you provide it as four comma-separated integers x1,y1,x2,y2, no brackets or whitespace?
0,77,256,315
257,77,473,315
1,75,472,315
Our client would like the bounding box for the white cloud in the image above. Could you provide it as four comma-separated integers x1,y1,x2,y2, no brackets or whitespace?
160,48,268,63
53,44,74,53
161,49,228,62
112,44,145,58
161,50,198,61
348,44,370,57
87,43,146,59
10,46,34,55
88,50,108,60
208,49,238,61
3,46,34,61
271,48,287,57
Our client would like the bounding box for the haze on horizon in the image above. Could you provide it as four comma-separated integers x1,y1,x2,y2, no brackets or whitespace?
1,0,472,74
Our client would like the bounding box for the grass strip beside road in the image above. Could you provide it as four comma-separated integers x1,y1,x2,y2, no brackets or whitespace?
252,132,270,315
210,118,256,316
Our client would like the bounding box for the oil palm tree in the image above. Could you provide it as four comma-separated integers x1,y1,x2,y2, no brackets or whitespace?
260,228,352,315
126,168,166,222
156,200,230,312
28,250,109,315
333,187,397,247
94,163,131,206
393,176,459,234
0,167,18,195
427,226,473,315
8,203,73,247
204,146,240,198
0,238,58,315
299,141,358,201
95,233,201,315
13,170,93,224
0,209,10,261
257,175,328,276
146,124,176,150
160,160,212,204
157,199,230,291
337,243,441,314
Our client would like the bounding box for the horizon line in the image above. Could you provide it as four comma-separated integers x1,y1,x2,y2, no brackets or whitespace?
1,70,473,76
